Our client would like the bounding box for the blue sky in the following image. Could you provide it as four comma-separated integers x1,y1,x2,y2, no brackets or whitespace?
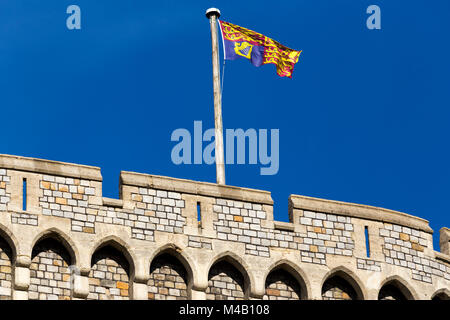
1,1,449,250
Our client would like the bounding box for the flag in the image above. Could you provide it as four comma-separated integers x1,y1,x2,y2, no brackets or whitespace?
218,20,302,78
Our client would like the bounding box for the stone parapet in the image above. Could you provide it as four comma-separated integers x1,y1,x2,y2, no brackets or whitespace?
0,154,102,182
440,228,450,256
0,154,447,300
289,194,432,234
120,171,273,205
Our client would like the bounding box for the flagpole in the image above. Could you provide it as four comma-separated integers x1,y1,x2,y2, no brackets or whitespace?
206,8,226,185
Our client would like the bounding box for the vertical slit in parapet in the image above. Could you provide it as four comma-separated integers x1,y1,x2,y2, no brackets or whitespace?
365,226,370,258
197,202,202,228
22,178,27,211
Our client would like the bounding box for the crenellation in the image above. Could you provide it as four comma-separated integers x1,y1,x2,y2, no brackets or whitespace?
297,209,355,265
377,222,449,283
0,154,448,299
39,175,96,228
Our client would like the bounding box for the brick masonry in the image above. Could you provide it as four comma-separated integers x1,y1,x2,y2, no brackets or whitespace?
39,175,96,233
213,199,271,258
0,169,10,211
322,276,357,300
380,223,450,283
0,237,12,300
39,175,186,241
298,210,354,265
357,258,382,272
148,253,188,300
130,188,186,238
88,246,130,300
0,155,449,300
11,212,38,226
213,200,354,265
263,269,301,300
188,236,212,250
28,238,72,300
206,261,245,300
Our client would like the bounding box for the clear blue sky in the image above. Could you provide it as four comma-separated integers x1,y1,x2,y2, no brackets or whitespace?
1,1,449,250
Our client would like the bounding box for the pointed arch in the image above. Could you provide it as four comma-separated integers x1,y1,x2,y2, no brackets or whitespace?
148,244,194,300
0,223,15,300
206,251,253,300
29,229,76,300
321,266,366,300
89,235,136,277
0,223,18,262
378,275,417,300
431,288,450,300
207,251,254,292
87,236,137,300
149,243,195,287
30,228,78,265
263,259,311,299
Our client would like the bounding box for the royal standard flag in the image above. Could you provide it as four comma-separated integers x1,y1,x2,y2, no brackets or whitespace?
218,20,302,78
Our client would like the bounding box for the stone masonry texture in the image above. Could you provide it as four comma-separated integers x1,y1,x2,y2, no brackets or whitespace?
148,253,188,300
29,238,72,300
88,246,130,300
322,275,357,300
0,154,448,300
263,269,301,300
0,236,12,300
206,261,245,300
0,169,11,212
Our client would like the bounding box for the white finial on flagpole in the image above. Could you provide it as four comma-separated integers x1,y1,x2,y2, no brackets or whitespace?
206,8,221,18
206,8,226,185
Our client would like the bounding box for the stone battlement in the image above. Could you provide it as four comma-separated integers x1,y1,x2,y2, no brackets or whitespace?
0,154,448,300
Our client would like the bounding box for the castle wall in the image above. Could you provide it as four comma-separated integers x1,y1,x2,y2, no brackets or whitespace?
88,246,130,300
206,260,246,300
29,238,72,300
263,269,301,300
0,154,449,300
148,253,189,300
0,236,12,300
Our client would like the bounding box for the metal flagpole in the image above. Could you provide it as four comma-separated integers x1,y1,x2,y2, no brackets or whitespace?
206,8,226,185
